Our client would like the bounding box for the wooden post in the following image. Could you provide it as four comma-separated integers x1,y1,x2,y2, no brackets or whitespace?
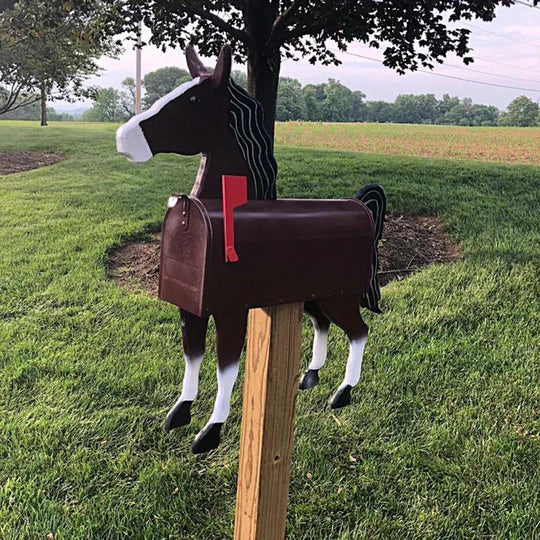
135,21,142,115
234,303,304,540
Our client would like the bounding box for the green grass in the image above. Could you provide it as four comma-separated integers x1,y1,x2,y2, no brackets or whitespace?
1,121,539,539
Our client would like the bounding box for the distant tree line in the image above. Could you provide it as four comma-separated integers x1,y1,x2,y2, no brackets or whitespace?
271,77,538,127
0,100,75,121
4,66,539,128
77,70,540,128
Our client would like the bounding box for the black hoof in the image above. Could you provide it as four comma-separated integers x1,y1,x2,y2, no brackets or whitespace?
330,385,352,409
192,423,223,454
165,400,193,431
299,369,320,390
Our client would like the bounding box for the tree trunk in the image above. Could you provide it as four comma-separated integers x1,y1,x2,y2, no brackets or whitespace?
247,50,281,144
243,1,281,145
40,86,47,126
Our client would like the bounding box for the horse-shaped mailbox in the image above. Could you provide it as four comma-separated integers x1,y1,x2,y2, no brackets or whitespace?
117,45,386,454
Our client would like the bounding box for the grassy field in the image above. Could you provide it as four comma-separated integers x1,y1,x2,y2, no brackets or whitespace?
276,122,540,164
0,120,539,539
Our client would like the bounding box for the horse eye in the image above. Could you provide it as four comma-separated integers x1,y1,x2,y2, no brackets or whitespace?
189,95,201,105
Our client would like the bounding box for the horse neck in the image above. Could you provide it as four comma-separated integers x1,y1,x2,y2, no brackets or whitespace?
190,132,253,199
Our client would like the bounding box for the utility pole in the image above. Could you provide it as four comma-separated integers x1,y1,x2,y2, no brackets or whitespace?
135,20,142,114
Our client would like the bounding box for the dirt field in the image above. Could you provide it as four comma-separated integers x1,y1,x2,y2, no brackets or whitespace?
275,122,540,164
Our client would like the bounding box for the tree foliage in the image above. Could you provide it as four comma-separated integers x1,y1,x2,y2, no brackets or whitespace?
276,77,305,121
120,0,518,71
119,77,136,117
498,95,539,127
0,100,41,120
112,0,518,137
0,98,74,120
0,35,39,114
82,87,128,122
302,84,324,121
231,70,248,89
273,76,505,126
0,0,121,123
142,66,189,108
350,91,367,122
365,100,394,123
320,79,352,122
393,94,438,124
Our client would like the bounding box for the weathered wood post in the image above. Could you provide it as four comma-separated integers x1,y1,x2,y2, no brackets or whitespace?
234,303,304,540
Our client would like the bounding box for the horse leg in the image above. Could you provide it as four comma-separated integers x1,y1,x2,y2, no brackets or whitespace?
299,301,331,390
165,309,209,431
192,309,248,454
319,297,368,409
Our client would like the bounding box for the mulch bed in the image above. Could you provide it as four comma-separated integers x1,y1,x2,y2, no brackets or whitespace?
0,151,64,175
378,213,461,286
109,237,162,296
108,213,461,297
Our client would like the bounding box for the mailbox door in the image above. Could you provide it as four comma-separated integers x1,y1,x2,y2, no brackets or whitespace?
159,197,211,316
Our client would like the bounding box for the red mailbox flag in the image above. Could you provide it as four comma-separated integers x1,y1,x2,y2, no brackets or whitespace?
222,175,248,263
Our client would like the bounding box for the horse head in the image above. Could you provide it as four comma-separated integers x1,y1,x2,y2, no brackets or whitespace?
116,44,232,162
117,44,277,200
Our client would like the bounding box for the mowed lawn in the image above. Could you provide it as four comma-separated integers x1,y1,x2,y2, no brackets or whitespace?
0,121,538,539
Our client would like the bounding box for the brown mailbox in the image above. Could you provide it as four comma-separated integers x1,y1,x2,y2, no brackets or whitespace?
158,196,375,317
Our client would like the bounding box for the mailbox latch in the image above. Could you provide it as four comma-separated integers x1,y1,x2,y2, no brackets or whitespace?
180,195,190,232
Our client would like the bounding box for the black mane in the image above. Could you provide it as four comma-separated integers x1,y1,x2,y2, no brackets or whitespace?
227,80,278,200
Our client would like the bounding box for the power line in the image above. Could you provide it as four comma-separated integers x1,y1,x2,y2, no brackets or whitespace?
421,68,540,92
444,62,540,84
514,0,540,9
338,50,540,92
464,23,540,48
474,56,540,75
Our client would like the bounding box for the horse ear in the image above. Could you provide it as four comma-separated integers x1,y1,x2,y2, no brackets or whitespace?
211,44,232,91
186,44,207,78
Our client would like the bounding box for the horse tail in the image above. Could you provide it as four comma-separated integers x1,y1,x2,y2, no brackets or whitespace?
354,184,386,314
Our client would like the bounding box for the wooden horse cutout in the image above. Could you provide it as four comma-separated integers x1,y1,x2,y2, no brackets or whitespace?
116,44,386,454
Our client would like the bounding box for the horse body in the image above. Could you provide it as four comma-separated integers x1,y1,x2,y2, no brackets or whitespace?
116,44,385,453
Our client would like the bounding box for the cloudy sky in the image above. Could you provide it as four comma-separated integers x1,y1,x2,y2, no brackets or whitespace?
59,2,540,111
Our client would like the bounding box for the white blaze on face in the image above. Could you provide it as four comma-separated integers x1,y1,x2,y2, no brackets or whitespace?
115,77,202,163
116,120,153,163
